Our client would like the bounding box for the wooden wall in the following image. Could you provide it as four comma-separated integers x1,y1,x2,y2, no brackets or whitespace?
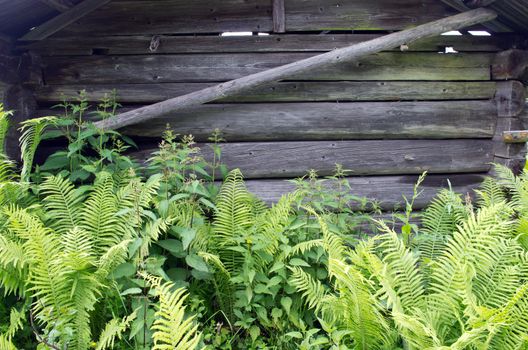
16,0,528,212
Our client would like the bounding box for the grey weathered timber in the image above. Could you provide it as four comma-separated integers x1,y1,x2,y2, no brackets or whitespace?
20,34,521,56
34,81,499,103
49,0,454,36
44,52,494,85
492,49,528,81
494,80,526,117
116,101,496,140
441,0,512,32
3,85,37,161
272,0,285,33
492,118,526,172
132,139,493,179
91,8,497,130
37,0,75,12
19,0,111,41
244,174,485,210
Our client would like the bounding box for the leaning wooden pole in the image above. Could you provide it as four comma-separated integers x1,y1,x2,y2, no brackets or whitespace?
94,8,497,130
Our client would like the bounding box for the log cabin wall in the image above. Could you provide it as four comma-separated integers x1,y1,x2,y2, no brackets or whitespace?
14,0,528,212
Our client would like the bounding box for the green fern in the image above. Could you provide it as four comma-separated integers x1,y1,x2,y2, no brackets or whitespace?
40,174,85,235
0,104,12,156
212,169,254,272
96,311,137,350
143,274,203,350
19,116,57,182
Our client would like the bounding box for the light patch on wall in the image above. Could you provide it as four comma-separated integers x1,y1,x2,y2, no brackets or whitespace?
441,31,463,36
468,30,491,36
221,32,253,36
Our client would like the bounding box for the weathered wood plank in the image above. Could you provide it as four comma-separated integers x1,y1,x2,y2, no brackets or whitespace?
43,52,494,84
245,173,485,210
132,139,493,178
272,0,285,33
492,117,526,172
19,34,520,56
37,101,497,141
33,81,498,103
3,85,37,161
37,0,75,12
51,0,455,36
91,9,497,131
20,0,111,41
121,101,496,140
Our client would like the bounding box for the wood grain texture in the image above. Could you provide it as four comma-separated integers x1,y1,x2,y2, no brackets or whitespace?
494,80,526,117
244,173,485,210
20,34,519,56
33,81,498,103
42,52,494,84
37,0,75,12
492,49,528,81
90,9,496,130
272,0,285,32
117,101,496,140
51,0,455,36
20,0,111,41
131,139,493,178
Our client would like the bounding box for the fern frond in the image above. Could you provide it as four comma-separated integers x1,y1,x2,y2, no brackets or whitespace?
199,252,235,322
213,169,254,272
3,205,63,320
19,116,57,182
96,311,137,350
289,266,327,312
304,207,345,263
256,191,300,256
329,258,393,349
428,203,514,342
96,240,132,280
375,221,425,313
80,172,123,255
0,105,12,157
57,228,101,350
139,217,172,261
0,334,17,350
142,274,203,350
40,175,85,235
475,177,507,207
5,305,25,340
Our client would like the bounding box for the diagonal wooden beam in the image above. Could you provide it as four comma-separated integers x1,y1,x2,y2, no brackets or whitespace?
19,0,110,41
37,0,75,12
440,0,512,32
94,8,497,131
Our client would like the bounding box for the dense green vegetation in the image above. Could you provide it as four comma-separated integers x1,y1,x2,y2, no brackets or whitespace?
0,95,528,350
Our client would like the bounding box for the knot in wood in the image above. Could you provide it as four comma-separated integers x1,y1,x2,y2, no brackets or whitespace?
149,35,161,52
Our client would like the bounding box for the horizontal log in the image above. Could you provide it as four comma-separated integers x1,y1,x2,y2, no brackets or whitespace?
244,173,485,210
42,52,494,84
19,34,519,56
124,101,496,140
37,101,497,141
132,139,493,178
52,0,455,36
34,81,499,103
